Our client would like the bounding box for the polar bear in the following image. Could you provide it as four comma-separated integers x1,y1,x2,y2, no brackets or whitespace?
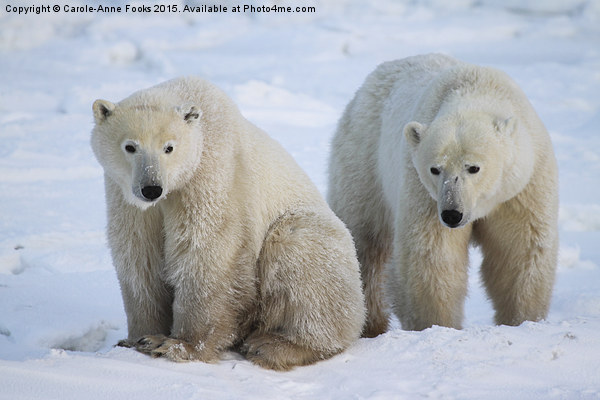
328,54,558,335
91,77,365,370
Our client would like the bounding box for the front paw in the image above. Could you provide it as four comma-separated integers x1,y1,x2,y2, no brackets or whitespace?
134,335,169,356
134,335,211,362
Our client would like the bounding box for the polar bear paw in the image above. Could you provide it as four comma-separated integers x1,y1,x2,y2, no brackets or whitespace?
241,332,332,371
128,335,213,363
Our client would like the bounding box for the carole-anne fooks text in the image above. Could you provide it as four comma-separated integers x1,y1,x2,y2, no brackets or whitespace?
5,4,317,14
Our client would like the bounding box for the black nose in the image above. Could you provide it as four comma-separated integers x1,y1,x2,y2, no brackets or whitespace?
441,210,463,228
141,185,163,201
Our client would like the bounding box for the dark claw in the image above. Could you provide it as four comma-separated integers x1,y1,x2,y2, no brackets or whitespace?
137,337,151,345
117,339,134,348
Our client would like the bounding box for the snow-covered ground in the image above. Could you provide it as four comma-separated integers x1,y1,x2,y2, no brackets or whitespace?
1,0,599,398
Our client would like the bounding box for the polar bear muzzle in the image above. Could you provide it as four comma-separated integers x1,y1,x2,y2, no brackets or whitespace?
132,153,164,204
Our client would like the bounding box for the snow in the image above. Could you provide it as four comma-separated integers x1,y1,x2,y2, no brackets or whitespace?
1,0,599,398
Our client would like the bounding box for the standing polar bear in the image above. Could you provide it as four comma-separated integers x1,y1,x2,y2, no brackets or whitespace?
328,54,558,336
91,77,366,370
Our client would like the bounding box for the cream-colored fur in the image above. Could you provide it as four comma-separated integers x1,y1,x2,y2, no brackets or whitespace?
91,77,365,370
328,54,558,334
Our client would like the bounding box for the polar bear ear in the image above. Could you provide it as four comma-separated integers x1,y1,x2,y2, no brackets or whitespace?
404,122,426,147
177,104,202,124
494,116,517,136
92,100,116,123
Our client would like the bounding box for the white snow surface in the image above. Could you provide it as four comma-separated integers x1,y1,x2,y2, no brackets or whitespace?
1,0,600,398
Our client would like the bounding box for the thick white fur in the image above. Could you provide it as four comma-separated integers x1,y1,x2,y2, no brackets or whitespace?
328,54,558,334
91,77,365,370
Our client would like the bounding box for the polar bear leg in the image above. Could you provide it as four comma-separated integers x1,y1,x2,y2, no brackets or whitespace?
475,206,558,326
105,177,173,343
133,260,252,363
389,208,472,331
355,230,391,337
246,209,365,370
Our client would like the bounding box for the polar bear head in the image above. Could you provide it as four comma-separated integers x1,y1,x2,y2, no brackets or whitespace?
91,99,202,209
404,110,530,228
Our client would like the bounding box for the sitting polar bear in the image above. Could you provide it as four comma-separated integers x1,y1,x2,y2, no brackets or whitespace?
328,54,558,336
91,77,365,370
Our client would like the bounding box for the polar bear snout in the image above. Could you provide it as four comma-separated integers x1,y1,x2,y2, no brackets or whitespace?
131,153,165,204
441,209,463,228
141,185,163,201
437,174,468,228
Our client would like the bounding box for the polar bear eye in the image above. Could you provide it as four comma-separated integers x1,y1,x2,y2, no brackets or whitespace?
468,166,480,174
430,167,441,175
124,144,136,154
164,145,174,154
